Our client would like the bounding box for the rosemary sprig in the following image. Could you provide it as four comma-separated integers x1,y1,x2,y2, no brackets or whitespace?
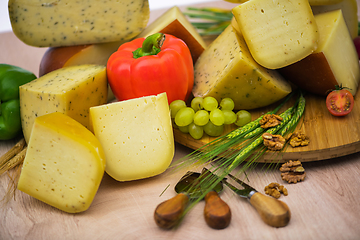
183,7,233,36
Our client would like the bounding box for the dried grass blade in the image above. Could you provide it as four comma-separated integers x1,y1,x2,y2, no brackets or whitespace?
0,147,27,176
0,138,26,168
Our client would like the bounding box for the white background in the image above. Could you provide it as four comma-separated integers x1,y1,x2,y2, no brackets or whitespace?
0,0,217,33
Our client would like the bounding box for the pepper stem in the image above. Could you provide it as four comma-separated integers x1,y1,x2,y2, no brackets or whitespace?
133,33,165,59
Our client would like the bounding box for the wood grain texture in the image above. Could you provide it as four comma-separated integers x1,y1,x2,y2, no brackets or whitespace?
1,1,360,240
175,90,360,162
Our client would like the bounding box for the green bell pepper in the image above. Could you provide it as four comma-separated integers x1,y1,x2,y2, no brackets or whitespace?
0,64,37,140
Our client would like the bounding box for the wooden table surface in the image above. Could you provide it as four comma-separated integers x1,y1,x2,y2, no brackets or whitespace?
1,1,360,240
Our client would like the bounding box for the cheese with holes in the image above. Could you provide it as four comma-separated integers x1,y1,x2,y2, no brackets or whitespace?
20,65,107,144
278,10,360,96
137,6,207,62
193,25,292,110
8,0,149,47
17,112,106,213
89,93,174,181
232,0,319,69
312,0,358,39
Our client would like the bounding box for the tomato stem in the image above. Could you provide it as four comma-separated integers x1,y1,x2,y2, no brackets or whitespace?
133,33,165,59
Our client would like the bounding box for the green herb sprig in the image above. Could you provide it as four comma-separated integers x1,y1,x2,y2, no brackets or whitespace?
184,7,233,36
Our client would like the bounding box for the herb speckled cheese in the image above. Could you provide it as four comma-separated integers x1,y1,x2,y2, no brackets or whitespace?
89,93,174,181
8,0,150,47
17,112,106,213
278,10,360,96
193,25,292,110
20,65,108,144
232,0,319,69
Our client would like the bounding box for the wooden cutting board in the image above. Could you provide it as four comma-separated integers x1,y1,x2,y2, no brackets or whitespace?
174,88,360,162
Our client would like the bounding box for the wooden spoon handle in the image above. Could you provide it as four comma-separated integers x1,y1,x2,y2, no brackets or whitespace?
204,190,232,229
154,193,189,229
249,192,291,227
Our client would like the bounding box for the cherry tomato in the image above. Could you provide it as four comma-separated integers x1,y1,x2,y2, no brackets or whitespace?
326,87,354,117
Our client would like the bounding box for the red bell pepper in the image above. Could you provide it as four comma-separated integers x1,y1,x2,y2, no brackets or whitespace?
107,33,194,104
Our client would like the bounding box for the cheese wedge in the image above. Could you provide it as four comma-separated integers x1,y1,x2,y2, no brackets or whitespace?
20,65,108,143
232,0,319,69
39,41,125,101
193,25,292,110
17,112,106,213
8,0,149,47
89,93,174,181
278,10,360,96
137,6,206,62
312,0,358,39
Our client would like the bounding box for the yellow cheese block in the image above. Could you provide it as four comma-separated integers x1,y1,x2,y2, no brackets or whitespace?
20,65,108,143
278,10,360,96
231,17,241,35
137,6,207,62
39,41,125,101
8,0,149,47
17,112,106,213
232,0,319,69
312,0,358,39
193,25,292,110
89,93,174,181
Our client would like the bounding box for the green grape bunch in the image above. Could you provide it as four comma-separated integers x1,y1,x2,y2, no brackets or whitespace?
169,97,252,140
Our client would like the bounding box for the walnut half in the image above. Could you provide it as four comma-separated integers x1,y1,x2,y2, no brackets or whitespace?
280,160,306,183
259,114,283,128
264,182,288,199
262,133,286,151
288,131,310,148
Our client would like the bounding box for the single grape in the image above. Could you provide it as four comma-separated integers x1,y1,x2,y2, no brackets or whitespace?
191,97,204,112
223,110,237,124
169,100,187,118
203,96,218,111
178,125,189,133
188,123,204,140
194,110,210,126
220,98,235,111
175,107,195,127
209,108,225,126
235,110,252,127
204,121,224,137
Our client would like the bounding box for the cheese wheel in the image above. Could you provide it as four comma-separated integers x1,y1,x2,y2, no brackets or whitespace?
8,0,149,47
232,0,319,69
